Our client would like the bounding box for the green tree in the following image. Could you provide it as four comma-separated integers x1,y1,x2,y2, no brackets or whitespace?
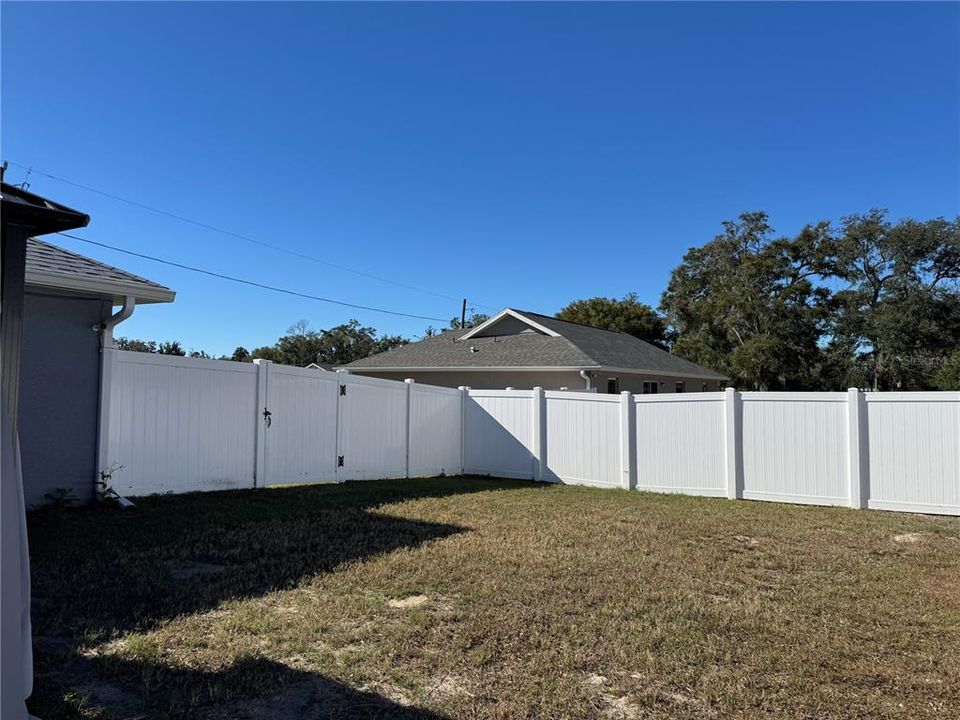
229,346,250,362
936,350,960,390
115,337,157,353
158,341,186,356
661,212,834,390
557,294,667,348
829,211,960,389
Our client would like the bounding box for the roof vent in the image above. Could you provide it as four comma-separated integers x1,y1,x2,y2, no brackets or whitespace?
470,346,478,353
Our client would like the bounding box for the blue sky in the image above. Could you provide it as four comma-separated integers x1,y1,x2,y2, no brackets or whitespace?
3,2,958,356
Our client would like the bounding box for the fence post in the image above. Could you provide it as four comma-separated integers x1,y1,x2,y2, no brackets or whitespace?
404,379,415,479
847,388,868,509
724,387,743,500
253,359,271,488
458,386,469,475
620,391,635,490
532,387,546,481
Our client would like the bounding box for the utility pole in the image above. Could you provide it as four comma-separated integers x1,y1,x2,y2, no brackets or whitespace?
460,298,467,329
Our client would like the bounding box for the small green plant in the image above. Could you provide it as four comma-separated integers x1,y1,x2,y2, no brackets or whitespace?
96,462,126,503
42,487,78,509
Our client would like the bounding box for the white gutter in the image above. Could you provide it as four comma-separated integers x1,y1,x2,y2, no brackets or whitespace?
99,295,136,348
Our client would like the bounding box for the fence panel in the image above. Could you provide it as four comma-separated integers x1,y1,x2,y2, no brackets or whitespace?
544,391,622,487
634,393,727,496
263,364,339,485
337,374,408,481
865,392,960,515
105,350,258,496
740,392,849,506
464,390,535,479
409,383,463,477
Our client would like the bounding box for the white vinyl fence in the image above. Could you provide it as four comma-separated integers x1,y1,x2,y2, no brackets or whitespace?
462,387,960,516
98,350,464,496
98,350,960,516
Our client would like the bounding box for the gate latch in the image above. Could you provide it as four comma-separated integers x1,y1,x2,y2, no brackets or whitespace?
262,407,272,427
337,455,344,467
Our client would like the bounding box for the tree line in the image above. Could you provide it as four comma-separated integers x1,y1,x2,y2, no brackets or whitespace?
118,209,960,390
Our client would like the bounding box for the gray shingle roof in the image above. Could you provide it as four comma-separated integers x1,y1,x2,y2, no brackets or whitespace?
25,238,175,303
344,308,727,379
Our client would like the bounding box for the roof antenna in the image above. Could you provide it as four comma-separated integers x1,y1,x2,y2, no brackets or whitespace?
17,166,31,190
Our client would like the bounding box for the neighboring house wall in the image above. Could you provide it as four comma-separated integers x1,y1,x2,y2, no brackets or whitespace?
348,369,724,393
19,292,109,505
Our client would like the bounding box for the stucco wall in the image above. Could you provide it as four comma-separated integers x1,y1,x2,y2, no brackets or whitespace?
348,369,723,393
19,292,109,506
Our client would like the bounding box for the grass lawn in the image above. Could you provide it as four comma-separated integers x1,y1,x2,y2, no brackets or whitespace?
27,477,960,719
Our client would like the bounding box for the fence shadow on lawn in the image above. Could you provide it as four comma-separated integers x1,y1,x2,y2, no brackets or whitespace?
27,476,526,719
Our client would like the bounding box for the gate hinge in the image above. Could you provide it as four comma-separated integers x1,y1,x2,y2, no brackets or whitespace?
339,384,347,396
337,455,344,467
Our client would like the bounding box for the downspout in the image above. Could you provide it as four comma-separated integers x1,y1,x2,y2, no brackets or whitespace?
97,295,136,507
100,294,136,348
580,370,593,391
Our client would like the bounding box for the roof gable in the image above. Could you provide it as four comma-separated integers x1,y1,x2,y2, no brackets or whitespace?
459,309,560,340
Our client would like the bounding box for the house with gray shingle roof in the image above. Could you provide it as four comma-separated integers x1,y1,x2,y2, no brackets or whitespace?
342,308,727,393
21,238,175,506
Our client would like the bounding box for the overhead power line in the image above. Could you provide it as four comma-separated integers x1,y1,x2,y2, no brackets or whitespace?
55,232,450,323
9,161,497,311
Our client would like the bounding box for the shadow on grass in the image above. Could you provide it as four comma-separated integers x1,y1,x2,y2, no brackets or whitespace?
30,653,450,720
27,476,527,719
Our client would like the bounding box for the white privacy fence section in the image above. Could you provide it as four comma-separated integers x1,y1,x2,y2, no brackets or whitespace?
460,386,959,516
99,350,464,496
544,391,624,488
865,393,960,515
101,351,260,496
740,392,850,507
634,393,727,497
99,349,959,516
463,390,536,479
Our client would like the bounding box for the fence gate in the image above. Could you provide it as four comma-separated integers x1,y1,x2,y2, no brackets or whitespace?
335,374,408,481
261,363,339,485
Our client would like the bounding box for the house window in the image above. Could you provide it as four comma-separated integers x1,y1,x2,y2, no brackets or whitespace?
642,381,659,395
606,378,619,394
701,382,709,392
675,382,685,393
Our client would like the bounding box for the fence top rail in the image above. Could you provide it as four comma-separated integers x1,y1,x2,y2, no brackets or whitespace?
633,392,725,404
341,373,413,391
410,383,462,397
468,389,535,399
740,391,847,402
864,391,960,403
112,349,259,373
269,364,341,381
545,391,621,403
